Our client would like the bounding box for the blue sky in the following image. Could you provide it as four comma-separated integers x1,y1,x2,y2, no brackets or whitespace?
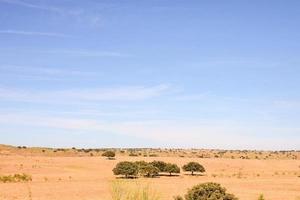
0,0,300,150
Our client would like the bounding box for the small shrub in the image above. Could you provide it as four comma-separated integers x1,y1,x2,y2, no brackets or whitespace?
184,182,238,200
129,152,139,157
102,151,116,159
258,194,265,200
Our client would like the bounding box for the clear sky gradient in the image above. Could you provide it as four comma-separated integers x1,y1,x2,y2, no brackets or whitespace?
0,0,300,150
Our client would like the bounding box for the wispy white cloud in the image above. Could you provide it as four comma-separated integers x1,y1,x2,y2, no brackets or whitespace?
0,84,170,103
0,0,103,27
42,49,129,57
0,65,98,80
0,48,129,58
0,0,62,12
0,30,72,38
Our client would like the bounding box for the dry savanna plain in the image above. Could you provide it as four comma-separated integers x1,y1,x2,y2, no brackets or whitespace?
0,145,300,200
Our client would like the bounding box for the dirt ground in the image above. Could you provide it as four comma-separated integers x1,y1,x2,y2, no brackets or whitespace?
0,155,300,200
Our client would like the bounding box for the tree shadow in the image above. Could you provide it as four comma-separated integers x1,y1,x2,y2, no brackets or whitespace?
158,173,180,177
142,176,161,179
116,176,138,179
183,173,205,176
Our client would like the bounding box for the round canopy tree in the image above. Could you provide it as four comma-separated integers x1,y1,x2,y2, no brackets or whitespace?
164,163,180,176
150,160,167,172
182,162,205,175
185,182,238,200
102,151,116,159
112,161,138,178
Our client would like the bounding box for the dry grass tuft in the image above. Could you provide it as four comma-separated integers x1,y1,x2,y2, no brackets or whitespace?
111,180,160,200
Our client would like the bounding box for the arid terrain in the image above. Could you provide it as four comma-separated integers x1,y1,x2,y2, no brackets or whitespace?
0,145,300,200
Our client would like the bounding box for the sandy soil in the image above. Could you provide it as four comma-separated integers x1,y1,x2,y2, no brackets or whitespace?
0,155,300,200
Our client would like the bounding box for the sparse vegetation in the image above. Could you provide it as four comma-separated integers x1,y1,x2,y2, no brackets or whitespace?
0,173,32,183
111,180,160,200
129,152,139,157
173,196,184,200
0,145,299,199
258,194,265,200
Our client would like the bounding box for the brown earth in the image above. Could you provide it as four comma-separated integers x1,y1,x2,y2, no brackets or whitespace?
1,152,300,200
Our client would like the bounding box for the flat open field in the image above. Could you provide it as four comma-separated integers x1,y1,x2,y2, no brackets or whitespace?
1,153,300,200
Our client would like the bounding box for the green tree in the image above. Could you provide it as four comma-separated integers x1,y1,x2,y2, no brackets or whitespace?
135,161,159,177
112,161,138,178
182,162,205,175
185,182,238,200
165,163,180,176
135,161,149,168
150,160,167,172
102,151,116,159
141,164,159,177
258,194,265,200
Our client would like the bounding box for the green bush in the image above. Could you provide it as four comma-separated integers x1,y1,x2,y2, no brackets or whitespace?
184,182,238,200
129,152,139,157
182,162,205,175
113,161,138,178
102,151,116,159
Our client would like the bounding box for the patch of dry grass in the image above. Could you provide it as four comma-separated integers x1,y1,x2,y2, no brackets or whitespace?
111,180,160,200
0,173,32,183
